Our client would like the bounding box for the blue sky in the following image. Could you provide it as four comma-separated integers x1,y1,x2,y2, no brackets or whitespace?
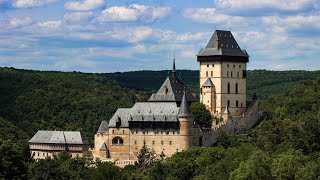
0,0,319,72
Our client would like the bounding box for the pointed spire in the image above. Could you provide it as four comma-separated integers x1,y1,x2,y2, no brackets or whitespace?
223,105,230,114
178,89,192,118
172,52,176,76
97,121,109,133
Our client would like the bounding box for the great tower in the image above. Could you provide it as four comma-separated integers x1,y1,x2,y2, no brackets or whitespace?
197,30,249,117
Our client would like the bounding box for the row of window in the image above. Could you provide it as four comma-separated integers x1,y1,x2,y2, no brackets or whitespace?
227,100,243,108
227,83,238,94
134,140,172,146
205,70,245,78
110,130,178,135
206,64,242,68
111,137,174,146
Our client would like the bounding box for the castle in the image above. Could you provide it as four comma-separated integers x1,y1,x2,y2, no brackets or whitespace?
29,30,263,166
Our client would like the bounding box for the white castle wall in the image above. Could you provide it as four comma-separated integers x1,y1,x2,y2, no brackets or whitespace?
201,100,264,147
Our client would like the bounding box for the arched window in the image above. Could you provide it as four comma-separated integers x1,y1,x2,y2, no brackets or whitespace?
235,83,238,94
112,137,124,146
227,83,230,94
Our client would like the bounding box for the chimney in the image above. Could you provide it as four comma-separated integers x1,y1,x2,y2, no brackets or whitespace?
216,39,219,49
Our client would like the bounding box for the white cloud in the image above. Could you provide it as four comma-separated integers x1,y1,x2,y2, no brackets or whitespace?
37,20,62,29
182,8,245,25
9,17,33,28
214,0,314,11
105,26,153,43
65,0,105,11
12,0,59,8
98,4,171,23
64,11,94,23
262,14,320,30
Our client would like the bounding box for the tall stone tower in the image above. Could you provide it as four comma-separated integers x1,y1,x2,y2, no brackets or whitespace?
197,30,249,117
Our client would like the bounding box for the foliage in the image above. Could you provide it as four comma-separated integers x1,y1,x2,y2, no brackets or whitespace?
190,102,212,128
136,142,158,170
0,139,28,179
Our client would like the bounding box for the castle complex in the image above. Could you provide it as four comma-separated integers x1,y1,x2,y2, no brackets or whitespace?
29,30,263,166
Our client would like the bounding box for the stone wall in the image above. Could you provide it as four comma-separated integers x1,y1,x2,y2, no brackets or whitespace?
201,100,264,147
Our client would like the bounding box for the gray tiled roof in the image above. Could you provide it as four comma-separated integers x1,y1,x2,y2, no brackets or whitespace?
197,30,248,57
179,92,192,117
202,78,213,87
28,130,87,145
97,121,109,133
148,75,197,103
108,102,180,128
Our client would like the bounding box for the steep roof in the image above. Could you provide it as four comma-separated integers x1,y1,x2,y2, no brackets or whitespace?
178,92,192,118
197,30,249,58
97,121,109,133
202,78,213,87
100,142,108,151
148,58,197,103
28,131,87,145
108,102,180,128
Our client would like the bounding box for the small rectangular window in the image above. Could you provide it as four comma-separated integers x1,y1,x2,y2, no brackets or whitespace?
227,100,230,107
134,140,137,144
227,71,229,77
161,141,163,145
212,64,214,67
169,141,172,145
112,130,114,134
152,141,155,145
206,71,208,77
236,100,239,107
123,130,125,134
211,71,213,77
243,70,247,78
207,64,209,67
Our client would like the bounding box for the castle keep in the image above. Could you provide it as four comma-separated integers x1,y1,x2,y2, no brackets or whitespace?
29,30,262,165
197,30,249,117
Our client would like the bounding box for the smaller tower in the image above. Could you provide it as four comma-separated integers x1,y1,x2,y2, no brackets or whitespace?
222,106,231,122
201,78,216,115
179,90,194,149
94,121,109,158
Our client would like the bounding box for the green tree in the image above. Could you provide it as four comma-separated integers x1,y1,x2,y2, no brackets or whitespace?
0,139,28,179
90,162,121,180
190,102,212,128
229,150,272,180
136,142,158,170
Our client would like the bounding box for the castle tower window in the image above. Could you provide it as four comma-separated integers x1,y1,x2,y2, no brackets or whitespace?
228,83,230,94
152,141,155,145
241,103,243,107
231,72,233,77
227,71,229,77
211,71,213,77
169,141,172,145
239,65,242,68
206,71,208,77
227,100,230,107
134,140,137,144
123,130,125,134
237,72,239,78
112,130,114,134
233,65,235,68
112,137,124,146
227,64,229,68
235,83,238,94
236,100,239,107
161,141,163,145
207,64,209,67
212,64,214,67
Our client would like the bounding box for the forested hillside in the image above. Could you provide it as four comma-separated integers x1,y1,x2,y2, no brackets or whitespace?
1,69,320,179
108,69,320,100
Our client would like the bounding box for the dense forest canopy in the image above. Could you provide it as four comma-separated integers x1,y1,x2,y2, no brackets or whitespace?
1,67,320,179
